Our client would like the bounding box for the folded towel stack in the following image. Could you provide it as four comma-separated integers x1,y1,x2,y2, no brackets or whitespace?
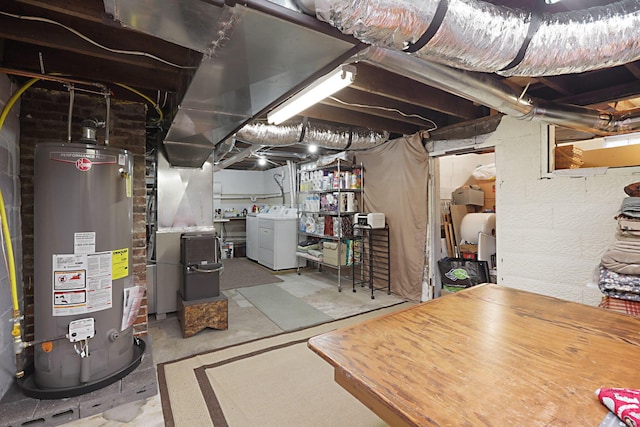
599,187,640,305
620,197,640,219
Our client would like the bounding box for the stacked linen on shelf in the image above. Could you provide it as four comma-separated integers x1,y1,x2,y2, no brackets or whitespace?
599,189,640,304
297,239,320,253
296,239,323,261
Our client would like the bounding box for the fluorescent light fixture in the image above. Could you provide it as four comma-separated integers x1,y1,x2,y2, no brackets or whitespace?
267,65,356,125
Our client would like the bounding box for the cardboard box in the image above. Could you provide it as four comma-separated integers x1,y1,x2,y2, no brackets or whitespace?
322,241,347,266
472,180,496,211
581,145,639,168
474,181,495,196
452,187,484,206
459,244,478,254
483,198,496,212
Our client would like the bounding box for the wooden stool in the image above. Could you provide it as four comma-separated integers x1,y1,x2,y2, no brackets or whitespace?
177,293,228,338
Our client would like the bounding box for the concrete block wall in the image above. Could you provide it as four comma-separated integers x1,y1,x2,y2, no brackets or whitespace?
492,116,632,305
0,75,23,399
19,87,149,346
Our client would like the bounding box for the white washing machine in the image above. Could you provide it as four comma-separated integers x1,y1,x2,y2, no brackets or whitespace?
255,207,302,270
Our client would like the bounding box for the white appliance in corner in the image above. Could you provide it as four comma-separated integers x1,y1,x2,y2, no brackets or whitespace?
256,207,303,270
246,213,259,261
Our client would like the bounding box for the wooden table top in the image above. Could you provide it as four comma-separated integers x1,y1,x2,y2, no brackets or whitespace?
308,284,640,426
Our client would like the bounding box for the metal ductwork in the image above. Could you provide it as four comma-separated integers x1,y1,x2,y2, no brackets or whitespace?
243,0,640,144
359,46,640,136
105,0,362,168
214,118,387,171
312,0,640,77
213,145,264,172
304,0,640,136
213,137,236,164
236,119,389,150
107,0,640,165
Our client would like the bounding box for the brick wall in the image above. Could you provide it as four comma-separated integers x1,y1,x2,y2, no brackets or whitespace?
20,88,148,338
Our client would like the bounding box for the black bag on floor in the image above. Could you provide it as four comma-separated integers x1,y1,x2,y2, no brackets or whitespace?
437,258,490,288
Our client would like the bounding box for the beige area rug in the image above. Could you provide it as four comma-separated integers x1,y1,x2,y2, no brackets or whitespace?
219,257,283,291
158,303,410,426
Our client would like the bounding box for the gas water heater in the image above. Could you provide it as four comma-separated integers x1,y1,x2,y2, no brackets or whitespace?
20,142,144,398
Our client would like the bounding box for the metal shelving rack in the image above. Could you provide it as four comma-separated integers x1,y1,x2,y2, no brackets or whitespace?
296,159,363,291
352,224,391,299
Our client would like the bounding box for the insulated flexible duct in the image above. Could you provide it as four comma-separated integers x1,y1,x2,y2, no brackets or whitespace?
236,119,389,150
313,0,640,77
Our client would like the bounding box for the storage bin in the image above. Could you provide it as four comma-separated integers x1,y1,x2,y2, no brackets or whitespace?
180,262,222,301
181,232,219,264
323,241,348,266
452,187,484,206
235,242,246,257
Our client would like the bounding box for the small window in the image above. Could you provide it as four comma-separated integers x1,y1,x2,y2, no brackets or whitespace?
553,130,640,171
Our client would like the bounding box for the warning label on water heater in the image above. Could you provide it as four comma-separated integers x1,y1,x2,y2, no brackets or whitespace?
52,251,112,316
74,232,95,254
112,248,129,280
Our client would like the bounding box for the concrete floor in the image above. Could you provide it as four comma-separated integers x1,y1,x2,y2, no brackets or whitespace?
62,265,406,426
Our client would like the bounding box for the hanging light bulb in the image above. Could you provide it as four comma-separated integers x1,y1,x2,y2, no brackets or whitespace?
308,144,318,153
258,157,267,166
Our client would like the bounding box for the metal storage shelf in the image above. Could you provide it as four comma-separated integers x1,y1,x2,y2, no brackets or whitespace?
296,251,352,269
299,188,362,194
300,163,361,173
299,210,360,216
352,225,391,299
298,231,341,241
297,158,363,291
